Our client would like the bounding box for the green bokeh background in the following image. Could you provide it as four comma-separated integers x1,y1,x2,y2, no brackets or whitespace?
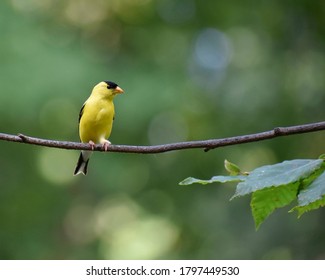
0,0,324,259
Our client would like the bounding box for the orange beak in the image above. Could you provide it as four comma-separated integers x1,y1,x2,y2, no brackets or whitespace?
114,86,124,94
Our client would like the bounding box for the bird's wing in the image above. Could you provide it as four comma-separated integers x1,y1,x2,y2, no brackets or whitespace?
78,103,86,124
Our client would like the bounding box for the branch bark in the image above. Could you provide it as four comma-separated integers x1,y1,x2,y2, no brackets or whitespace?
0,121,324,154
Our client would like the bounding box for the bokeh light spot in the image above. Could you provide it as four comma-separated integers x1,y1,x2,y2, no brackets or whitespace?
64,0,109,27
10,0,52,13
95,195,141,237
189,28,232,91
95,196,179,259
194,28,232,70
38,148,76,185
228,27,265,68
104,216,179,259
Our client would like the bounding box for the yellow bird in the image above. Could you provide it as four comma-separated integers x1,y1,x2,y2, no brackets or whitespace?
74,81,124,175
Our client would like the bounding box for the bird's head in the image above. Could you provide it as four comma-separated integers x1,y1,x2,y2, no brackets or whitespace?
92,81,124,99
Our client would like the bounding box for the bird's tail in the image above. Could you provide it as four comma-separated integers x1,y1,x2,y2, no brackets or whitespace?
74,151,92,176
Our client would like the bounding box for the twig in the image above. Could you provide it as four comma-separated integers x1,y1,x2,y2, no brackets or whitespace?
0,121,324,154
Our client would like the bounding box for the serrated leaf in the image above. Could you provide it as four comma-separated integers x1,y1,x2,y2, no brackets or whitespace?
291,171,325,217
251,182,299,229
232,159,324,199
179,175,246,186
291,197,325,218
298,170,325,206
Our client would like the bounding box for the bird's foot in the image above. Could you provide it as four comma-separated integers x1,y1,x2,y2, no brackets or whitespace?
88,140,95,150
102,139,111,151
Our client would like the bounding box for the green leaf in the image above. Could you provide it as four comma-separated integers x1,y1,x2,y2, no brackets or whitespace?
251,182,300,229
224,159,242,175
232,159,324,199
293,198,325,218
291,171,325,217
179,175,246,186
299,171,325,205
180,158,325,229
319,154,325,160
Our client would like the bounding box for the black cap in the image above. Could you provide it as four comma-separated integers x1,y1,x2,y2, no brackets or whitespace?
104,81,118,89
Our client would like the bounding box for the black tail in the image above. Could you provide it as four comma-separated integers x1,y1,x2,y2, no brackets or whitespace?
73,152,90,175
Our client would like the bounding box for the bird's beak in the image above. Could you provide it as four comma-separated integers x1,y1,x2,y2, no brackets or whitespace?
114,86,124,94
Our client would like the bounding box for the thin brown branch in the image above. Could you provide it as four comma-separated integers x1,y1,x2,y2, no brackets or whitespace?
0,121,324,154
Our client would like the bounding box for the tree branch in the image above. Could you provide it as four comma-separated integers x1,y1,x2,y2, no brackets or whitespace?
0,121,324,154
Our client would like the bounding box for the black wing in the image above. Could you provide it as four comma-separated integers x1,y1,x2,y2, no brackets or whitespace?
78,103,85,124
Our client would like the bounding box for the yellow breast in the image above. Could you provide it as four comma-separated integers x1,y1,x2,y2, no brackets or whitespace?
79,98,115,144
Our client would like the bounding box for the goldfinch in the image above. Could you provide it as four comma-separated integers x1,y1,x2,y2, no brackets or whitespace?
74,81,124,175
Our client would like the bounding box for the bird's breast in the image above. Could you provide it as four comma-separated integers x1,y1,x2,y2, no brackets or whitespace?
79,100,115,143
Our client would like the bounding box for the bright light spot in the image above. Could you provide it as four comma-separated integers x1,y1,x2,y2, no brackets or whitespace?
103,216,179,259
95,196,179,259
95,195,141,236
228,27,265,68
38,148,76,185
64,0,109,27
194,28,232,70
10,0,53,13
189,28,232,91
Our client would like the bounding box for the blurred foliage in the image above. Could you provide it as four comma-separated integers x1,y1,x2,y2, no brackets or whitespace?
181,159,325,229
0,0,324,259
